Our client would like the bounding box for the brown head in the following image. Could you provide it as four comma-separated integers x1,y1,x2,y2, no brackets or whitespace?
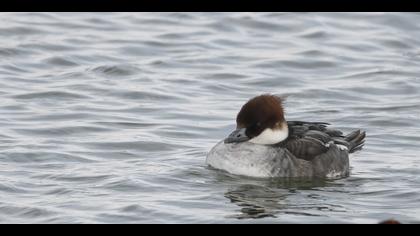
225,94,289,145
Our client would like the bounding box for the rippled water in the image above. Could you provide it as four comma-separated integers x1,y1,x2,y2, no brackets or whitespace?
1,12,420,224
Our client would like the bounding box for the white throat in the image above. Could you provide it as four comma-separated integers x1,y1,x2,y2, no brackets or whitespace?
249,125,289,145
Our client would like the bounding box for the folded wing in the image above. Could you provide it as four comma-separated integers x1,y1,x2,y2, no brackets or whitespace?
282,121,366,161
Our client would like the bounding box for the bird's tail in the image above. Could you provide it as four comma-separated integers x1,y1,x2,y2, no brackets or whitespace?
344,130,366,153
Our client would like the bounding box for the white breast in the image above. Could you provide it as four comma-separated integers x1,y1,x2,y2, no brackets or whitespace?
206,141,274,177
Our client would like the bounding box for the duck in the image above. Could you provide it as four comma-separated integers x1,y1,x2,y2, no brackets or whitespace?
206,94,366,178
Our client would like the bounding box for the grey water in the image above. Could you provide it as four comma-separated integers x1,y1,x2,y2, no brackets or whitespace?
0,12,420,224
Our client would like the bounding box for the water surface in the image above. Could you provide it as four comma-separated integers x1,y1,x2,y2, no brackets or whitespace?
1,12,420,223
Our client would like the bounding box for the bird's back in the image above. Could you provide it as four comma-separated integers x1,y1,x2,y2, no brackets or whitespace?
280,121,366,161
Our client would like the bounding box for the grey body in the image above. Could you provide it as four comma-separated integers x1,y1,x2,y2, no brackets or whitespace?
206,121,365,179
207,140,349,179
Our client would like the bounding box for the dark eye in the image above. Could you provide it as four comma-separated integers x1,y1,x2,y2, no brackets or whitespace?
256,122,261,127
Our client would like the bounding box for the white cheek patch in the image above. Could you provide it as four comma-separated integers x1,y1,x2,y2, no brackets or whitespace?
249,127,289,145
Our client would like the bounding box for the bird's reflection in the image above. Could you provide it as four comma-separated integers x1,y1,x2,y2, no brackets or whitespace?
224,184,285,219
222,176,334,220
